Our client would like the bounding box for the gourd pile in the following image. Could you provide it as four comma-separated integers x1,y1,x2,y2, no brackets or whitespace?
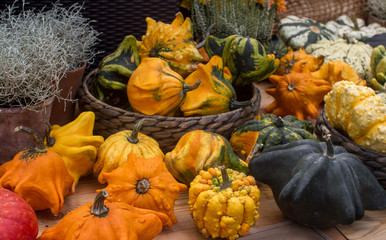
1,5,386,240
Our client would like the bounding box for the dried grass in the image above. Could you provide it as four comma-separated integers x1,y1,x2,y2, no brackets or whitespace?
0,1,99,108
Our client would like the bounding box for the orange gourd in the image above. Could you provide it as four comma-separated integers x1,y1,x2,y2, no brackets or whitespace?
99,153,188,224
38,190,172,240
276,47,324,75
0,126,75,215
265,72,332,120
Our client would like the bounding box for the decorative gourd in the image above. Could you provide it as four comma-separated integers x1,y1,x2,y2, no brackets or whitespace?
181,55,251,116
138,12,203,77
248,137,386,228
0,188,38,240
278,15,338,50
95,35,140,104
263,35,288,59
188,166,260,240
127,57,200,116
100,153,187,224
205,34,280,86
38,190,172,240
230,113,317,159
370,45,386,91
310,60,367,86
325,14,386,41
164,130,249,186
305,38,374,80
324,81,386,153
0,126,75,215
275,47,324,75
93,119,164,184
44,111,104,185
265,72,332,120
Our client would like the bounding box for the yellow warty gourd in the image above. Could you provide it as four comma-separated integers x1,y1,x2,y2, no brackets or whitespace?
324,81,386,153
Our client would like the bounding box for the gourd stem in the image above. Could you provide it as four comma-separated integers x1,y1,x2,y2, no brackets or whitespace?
349,14,360,31
246,142,263,164
323,133,335,158
273,116,284,127
136,178,150,194
127,119,146,144
43,120,56,147
91,190,109,217
183,79,201,93
220,166,231,190
287,81,296,91
14,126,47,153
229,99,252,110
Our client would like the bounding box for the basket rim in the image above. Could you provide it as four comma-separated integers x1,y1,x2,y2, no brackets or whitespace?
79,68,261,121
317,108,386,157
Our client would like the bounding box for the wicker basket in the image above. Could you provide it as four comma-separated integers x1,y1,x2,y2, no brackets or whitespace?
77,69,261,153
315,109,386,189
368,14,386,27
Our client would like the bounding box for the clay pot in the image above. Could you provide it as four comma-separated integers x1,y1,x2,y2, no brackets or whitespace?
50,61,87,126
0,96,55,165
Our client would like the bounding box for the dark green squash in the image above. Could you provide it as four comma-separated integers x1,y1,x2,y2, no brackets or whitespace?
230,113,316,158
95,35,140,103
263,35,288,59
248,137,386,228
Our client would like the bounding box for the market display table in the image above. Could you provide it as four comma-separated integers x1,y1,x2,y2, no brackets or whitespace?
36,81,386,239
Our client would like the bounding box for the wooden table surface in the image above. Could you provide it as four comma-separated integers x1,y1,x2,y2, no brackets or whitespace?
36,81,386,239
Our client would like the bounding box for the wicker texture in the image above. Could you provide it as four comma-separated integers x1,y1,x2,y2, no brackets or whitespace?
368,14,386,27
77,69,261,153
0,0,180,70
315,109,386,189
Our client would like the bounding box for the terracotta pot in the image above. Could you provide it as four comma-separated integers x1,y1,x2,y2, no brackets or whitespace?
0,96,55,165
50,61,87,126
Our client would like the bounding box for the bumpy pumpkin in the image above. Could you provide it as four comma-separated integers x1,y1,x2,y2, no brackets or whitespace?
127,57,200,116
100,153,187,224
93,119,164,184
249,137,386,228
205,34,280,86
189,166,260,240
181,55,251,116
306,38,374,80
310,60,367,86
38,190,172,240
138,12,203,77
45,111,104,185
324,81,386,153
370,45,386,91
265,72,332,120
279,15,338,50
95,35,140,104
164,130,249,186
0,188,38,240
230,114,317,159
0,126,75,215
275,47,324,75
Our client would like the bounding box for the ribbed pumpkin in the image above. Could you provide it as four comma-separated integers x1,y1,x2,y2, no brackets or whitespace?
181,55,251,116
275,47,324,75
324,81,386,153
0,126,75,215
164,130,249,186
265,72,332,120
100,153,187,224
45,111,104,185
93,119,164,184
38,190,172,240
127,57,200,116
138,12,203,77
230,113,317,159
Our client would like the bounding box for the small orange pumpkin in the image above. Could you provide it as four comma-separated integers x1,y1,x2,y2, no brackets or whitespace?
38,190,172,240
99,153,188,224
276,47,324,75
0,126,75,215
265,72,332,120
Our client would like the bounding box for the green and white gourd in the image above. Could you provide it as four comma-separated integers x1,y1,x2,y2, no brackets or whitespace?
306,38,374,81
325,15,386,41
278,15,338,50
